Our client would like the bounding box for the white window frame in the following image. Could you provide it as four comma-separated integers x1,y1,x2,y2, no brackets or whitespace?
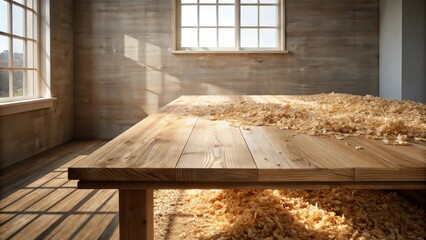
172,0,287,54
0,0,39,103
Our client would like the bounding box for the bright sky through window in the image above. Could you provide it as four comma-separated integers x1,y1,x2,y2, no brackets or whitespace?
177,0,283,51
0,0,39,101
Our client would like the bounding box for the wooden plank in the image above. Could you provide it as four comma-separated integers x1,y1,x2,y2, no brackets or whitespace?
78,181,426,190
69,97,198,181
176,118,257,182
241,126,354,181
119,189,153,240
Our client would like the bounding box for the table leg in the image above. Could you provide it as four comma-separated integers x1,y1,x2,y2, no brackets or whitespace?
119,189,154,240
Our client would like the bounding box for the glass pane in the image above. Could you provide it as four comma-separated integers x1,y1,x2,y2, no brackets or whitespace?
218,28,235,47
181,0,197,3
0,35,10,67
241,0,257,3
26,0,33,8
199,28,217,47
33,11,37,39
13,38,24,67
200,6,216,26
27,10,33,39
0,0,9,33
13,70,23,96
199,0,216,3
181,5,198,26
260,0,277,3
259,28,277,47
260,6,277,26
33,38,37,68
26,70,34,96
27,40,33,68
13,0,24,4
241,6,258,26
0,70,9,98
13,4,24,37
181,28,197,47
241,28,257,48
218,6,234,26
219,0,234,3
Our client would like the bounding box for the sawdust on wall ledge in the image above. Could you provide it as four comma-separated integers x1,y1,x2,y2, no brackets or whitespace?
185,93,426,145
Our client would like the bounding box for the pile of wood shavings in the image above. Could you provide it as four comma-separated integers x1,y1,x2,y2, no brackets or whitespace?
186,93,426,144
177,188,425,240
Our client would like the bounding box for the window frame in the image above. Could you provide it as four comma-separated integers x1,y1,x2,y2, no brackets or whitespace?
0,0,39,103
172,0,287,54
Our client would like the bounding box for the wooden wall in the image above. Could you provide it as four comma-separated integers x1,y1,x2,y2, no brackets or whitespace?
74,0,379,139
0,0,74,169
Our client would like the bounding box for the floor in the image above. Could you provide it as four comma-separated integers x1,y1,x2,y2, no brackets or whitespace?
0,141,121,239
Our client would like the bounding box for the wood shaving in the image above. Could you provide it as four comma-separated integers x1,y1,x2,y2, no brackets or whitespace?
355,146,364,150
186,93,426,144
170,188,425,240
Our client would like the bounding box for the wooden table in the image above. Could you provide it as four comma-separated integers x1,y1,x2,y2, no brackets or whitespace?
68,95,426,240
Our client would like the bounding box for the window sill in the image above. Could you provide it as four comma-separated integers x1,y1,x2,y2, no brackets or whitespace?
170,50,289,54
0,97,56,116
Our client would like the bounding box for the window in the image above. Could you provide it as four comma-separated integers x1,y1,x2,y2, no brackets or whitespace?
174,0,285,52
0,0,38,103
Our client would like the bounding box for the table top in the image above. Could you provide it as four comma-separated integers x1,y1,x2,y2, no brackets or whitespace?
68,95,426,185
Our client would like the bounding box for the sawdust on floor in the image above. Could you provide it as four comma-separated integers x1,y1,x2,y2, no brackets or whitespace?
153,189,425,240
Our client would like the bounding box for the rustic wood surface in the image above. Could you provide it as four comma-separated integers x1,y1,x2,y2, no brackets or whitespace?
68,95,426,186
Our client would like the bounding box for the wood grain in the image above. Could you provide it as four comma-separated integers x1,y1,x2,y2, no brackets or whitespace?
119,189,154,240
176,118,257,181
69,95,426,185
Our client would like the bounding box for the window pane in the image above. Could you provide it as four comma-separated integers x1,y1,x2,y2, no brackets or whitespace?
259,28,277,47
219,0,234,3
218,6,234,26
26,70,35,96
241,6,258,26
27,10,34,39
0,0,9,33
26,0,33,8
13,70,23,97
33,12,37,39
199,28,217,47
13,0,24,4
199,0,216,3
33,0,37,12
181,28,197,47
200,6,216,26
13,4,24,37
241,28,257,48
241,0,257,3
13,38,24,67
260,6,277,26
0,70,9,98
0,35,10,67
27,41,34,68
260,0,277,3
181,0,197,3
218,28,235,47
181,5,198,26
